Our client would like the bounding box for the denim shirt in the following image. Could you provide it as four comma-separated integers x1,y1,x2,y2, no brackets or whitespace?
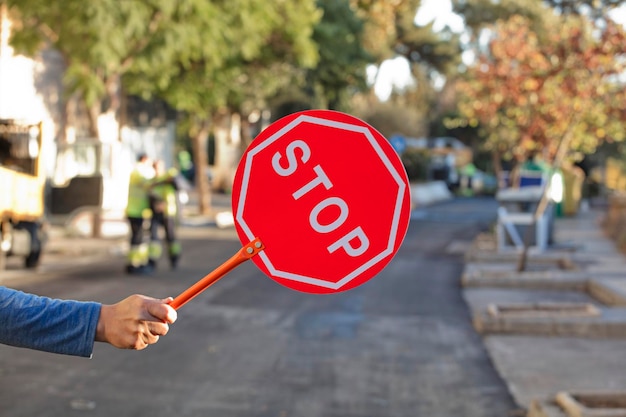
0,286,101,357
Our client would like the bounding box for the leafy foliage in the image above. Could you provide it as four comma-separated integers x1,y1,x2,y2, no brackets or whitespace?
124,0,321,118
456,14,626,163
6,0,321,135
453,0,552,32
453,0,624,30
306,0,371,110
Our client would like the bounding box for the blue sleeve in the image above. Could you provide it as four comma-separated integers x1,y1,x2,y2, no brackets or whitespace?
0,286,101,357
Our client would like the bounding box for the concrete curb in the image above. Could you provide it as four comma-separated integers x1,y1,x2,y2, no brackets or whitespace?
484,335,626,417
460,260,602,291
463,264,626,339
462,208,626,415
410,181,453,207
462,267,589,291
472,305,626,338
529,391,626,417
462,255,626,339
464,249,576,267
587,278,626,307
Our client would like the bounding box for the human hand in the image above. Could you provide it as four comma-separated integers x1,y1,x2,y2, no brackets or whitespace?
95,295,177,350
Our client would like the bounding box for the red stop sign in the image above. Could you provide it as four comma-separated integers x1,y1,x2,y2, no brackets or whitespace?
231,110,411,294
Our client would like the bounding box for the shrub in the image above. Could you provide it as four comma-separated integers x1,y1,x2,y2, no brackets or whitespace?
401,148,430,182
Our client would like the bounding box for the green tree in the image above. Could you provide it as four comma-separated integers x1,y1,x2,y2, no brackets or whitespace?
306,0,371,111
127,0,321,211
453,0,549,31
7,0,321,213
350,0,462,134
395,21,461,124
6,0,205,141
351,0,410,62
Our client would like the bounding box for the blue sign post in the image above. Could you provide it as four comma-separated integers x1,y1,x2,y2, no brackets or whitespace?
389,134,407,154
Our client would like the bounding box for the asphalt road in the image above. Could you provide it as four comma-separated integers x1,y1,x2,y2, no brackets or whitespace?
0,197,519,417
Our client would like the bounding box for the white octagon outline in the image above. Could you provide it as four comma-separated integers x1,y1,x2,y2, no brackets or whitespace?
236,114,407,290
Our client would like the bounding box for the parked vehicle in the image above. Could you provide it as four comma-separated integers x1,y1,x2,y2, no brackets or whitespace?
0,120,47,270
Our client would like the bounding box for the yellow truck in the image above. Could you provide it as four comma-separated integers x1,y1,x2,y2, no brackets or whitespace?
0,120,47,270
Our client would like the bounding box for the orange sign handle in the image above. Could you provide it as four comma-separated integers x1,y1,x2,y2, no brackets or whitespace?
169,238,264,310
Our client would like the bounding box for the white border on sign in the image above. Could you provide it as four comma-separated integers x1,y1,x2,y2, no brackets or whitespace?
236,114,407,290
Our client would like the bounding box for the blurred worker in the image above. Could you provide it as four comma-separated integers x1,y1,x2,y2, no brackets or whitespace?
149,159,182,269
177,149,195,184
458,161,477,197
510,149,551,188
0,286,177,357
125,153,155,274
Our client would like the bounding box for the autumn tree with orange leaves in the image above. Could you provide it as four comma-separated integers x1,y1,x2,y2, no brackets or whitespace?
456,14,626,181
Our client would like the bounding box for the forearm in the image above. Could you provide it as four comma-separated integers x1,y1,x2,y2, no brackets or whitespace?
0,287,100,357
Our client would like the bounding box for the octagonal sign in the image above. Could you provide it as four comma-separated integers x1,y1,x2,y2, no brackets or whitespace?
231,110,411,294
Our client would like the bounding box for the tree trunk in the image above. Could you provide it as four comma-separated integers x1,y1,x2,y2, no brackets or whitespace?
240,114,254,150
59,94,81,144
516,123,576,272
86,101,101,140
190,120,212,215
492,151,504,189
211,111,242,193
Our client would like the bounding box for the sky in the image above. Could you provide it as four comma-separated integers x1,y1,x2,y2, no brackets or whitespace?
414,0,464,32
610,4,626,24
371,0,462,100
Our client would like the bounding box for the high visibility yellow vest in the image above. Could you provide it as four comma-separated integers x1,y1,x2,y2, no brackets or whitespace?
151,168,179,217
126,167,153,218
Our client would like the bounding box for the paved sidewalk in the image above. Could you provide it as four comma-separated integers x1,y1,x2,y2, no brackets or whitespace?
461,207,626,417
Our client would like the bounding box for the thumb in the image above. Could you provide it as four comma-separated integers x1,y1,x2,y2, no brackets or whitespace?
147,297,178,324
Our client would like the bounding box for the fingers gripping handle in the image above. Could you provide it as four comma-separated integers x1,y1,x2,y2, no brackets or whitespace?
170,238,264,310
